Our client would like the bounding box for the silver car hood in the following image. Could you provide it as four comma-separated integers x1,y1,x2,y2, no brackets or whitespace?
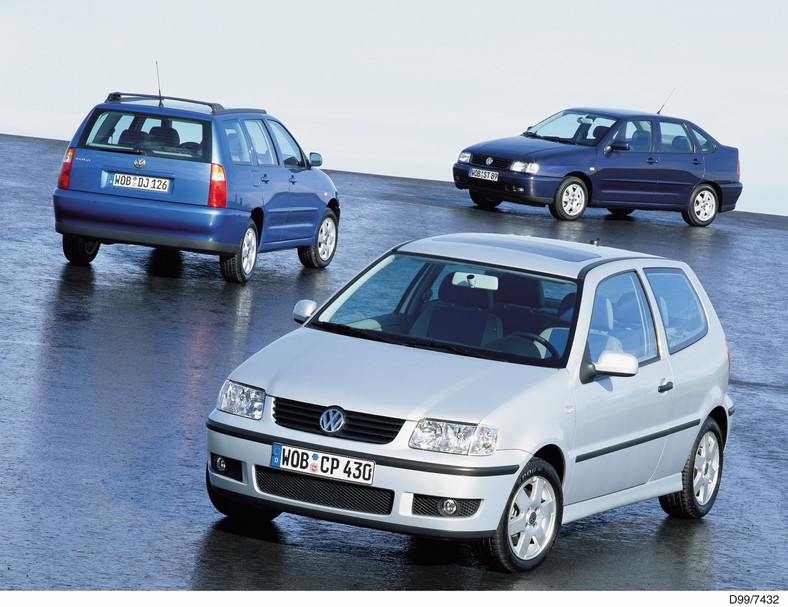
229,327,556,423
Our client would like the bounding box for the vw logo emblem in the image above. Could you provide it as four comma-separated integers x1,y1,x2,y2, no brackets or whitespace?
319,407,346,434
133,157,146,169
485,157,494,166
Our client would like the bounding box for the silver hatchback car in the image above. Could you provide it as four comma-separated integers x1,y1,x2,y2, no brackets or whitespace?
205,233,733,572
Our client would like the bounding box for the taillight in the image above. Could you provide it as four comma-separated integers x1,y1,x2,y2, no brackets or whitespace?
208,163,227,208
57,147,75,190
726,338,731,384
736,159,741,177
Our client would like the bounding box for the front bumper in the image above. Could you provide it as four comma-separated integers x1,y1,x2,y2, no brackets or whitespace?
53,188,248,255
452,163,559,205
206,412,525,539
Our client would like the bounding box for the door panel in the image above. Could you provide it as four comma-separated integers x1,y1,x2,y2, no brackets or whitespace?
243,119,290,243
592,119,658,206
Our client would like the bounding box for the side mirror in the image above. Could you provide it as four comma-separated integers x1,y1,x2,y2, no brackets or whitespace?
308,152,323,167
293,299,317,324
594,350,638,377
605,141,630,154
579,349,638,383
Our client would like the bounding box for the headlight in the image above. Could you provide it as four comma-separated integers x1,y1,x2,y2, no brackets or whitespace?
409,419,498,455
457,151,472,164
217,380,265,420
511,161,539,174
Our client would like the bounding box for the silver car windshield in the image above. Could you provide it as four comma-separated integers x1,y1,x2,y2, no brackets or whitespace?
312,253,578,367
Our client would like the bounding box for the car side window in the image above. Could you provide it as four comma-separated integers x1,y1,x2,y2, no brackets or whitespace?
612,120,654,152
587,272,658,363
267,120,305,168
645,269,708,354
223,120,251,165
660,121,694,153
243,120,277,166
691,127,715,153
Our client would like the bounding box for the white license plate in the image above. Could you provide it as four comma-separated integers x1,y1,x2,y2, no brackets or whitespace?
270,443,375,485
113,173,171,192
470,168,499,181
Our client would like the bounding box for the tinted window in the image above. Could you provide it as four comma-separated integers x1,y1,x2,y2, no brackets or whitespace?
612,120,654,152
660,121,694,153
244,119,277,165
268,120,305,167
691,127,715,152
527,110,616,146
80,110,210,161
223,120,251,164
314,253,578,367
645,268,708,353
587,272,658,362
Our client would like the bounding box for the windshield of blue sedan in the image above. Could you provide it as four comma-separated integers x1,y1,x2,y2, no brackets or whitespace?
312,253,578,367
525,110,617,146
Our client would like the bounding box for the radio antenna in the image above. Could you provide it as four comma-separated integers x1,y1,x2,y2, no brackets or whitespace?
657,88,675,115
156,61,163,107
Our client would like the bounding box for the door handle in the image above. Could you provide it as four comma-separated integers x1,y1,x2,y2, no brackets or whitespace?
692,158,703,165
261,174,269,183
289,176,297,184
647,157,659,164
658,380,674,393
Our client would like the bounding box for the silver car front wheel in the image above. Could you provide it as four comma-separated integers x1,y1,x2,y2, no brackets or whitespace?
474,458,563,572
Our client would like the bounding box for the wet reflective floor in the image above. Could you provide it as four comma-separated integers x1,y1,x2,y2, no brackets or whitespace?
0,134,785,590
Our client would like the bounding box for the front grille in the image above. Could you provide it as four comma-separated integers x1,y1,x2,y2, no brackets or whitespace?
272,397,405,444
255,467,394,515
470,154,510,169
412,494,481,518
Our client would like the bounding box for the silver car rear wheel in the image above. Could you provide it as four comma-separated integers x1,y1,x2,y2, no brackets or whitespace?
659,417,723,518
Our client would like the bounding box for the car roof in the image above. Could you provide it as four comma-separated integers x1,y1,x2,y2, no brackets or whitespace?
395,233,662,278
98,92,268,119
567,107,687,123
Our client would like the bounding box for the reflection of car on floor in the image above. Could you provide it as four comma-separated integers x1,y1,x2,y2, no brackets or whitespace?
53,92,340,282
206,232,733,572
453,108,742,226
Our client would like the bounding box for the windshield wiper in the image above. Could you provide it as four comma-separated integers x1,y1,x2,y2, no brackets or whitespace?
311,321,402,344
522,131,541,138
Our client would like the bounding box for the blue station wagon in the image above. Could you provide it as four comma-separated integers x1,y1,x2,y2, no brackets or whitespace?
53,92,340,282
453,108,742,226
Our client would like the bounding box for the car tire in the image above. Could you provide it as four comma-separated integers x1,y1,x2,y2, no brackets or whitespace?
474,458,563,572
62,234,100,265
206,468,281,524
220,220,258,284
682,185,718,227
298,208,338,269
470,190,503,209
658,417,723,519
551,177,587,220
607,208,634,217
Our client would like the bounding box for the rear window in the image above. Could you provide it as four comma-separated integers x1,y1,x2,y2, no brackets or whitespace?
78,109,211,162
645,268,708,354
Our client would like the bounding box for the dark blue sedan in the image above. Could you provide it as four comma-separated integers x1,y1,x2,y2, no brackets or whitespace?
452,108,742,226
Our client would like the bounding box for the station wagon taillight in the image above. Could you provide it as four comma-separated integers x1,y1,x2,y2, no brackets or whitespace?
208,163,227,208
57,147,75,189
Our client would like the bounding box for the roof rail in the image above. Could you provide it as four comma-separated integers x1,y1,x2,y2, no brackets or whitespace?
105,92,225,114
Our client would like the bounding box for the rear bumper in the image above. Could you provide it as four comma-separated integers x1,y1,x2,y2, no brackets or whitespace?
718,182,743,213
53,188,248,255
